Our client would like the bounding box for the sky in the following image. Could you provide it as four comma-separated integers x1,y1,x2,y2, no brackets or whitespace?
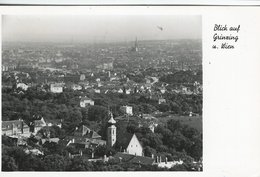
2,15,201,43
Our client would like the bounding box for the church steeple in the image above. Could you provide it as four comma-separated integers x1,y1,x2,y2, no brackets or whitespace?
107,110,116,147
108,111,116,125
134,37,138,52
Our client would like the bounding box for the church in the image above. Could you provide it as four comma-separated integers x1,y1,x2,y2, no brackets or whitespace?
107,111,143,156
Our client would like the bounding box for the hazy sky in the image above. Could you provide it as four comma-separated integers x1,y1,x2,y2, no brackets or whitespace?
2,15,201,43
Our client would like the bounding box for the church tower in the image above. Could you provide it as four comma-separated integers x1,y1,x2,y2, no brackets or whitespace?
107,111,116,147
134,37,138,52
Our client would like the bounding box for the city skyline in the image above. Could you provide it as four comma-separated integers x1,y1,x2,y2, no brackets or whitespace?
2,15,201,43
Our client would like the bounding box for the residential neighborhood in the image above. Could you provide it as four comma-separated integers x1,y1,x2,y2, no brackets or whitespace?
2,15,202,171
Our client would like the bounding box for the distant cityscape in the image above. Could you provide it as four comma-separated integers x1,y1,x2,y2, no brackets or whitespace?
2,15,202,171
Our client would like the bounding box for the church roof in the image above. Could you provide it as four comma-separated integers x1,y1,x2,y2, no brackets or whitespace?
108,112,116,124
116,132,143,150
127,133,143,150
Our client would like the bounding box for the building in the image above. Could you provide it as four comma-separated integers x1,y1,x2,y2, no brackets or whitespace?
148,122,158,133
65,125,106,149
158,98,166,104
96,61,114,70
71,62,79,70
50,83,63,93
80,74,86,81
126,134,143,156
30,118,46,134
2,120,30,137
74,125,101,140
160,87,166,94
131,37,139,52
45,119,62,128
107,112,117,147
94,88,101,93
2,65,8,72
103,62,113,70
71,84,82,91
125,89,131,95
16,83,29,91
118,88,123,93
120,106,133,116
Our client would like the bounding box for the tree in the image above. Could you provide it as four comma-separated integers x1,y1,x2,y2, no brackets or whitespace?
143,146,156,157
2,135,16,146
126,124,139,134
146,133,163,149
8,146,27,170
169,164,188,171
88,105,108,122
2,155,18,171
157,103,170,112
43,154,67,171
67,157,93,171
167,120,182,133
169,102,181,114
42,141,64,155
19,154,44,171
95,145,116,157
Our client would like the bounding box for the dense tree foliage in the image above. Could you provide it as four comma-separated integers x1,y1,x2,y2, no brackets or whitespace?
2,83,202,171
114,119,202,161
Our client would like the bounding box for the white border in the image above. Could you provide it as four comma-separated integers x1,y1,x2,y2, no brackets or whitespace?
0,5,260,177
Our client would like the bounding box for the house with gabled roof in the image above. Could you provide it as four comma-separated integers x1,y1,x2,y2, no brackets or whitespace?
2,119,30,137
65,125,106,150
126,134,143,156
74,125,102,140
50,83,63,93
80,96,94,107
28,117,46,134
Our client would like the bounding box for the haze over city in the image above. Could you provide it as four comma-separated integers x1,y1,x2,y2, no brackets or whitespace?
3,15,201,43
2,14,202,171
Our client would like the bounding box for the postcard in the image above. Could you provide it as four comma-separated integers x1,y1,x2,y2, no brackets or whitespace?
0,4,259,177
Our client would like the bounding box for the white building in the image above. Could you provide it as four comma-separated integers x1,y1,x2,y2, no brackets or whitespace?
17,83,29,91
94,89,101,93
80,97,94,107
125,89,131,94
160,88,166,94
118,88,123,93
126,134,143,156
107,112,117,147
50,83,63,93
71,84,82,91
148,122,158,133
157,160,183,169
158,98,166,104
80,74,86,81
32,118,47,134
120,106,133,116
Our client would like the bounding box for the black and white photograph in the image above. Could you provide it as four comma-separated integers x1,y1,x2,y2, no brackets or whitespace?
1,13,202,171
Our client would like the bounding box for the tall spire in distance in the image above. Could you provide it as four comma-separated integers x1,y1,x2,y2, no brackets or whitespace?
134,37,138,52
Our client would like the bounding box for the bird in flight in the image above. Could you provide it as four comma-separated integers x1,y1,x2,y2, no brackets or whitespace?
157,26,163,31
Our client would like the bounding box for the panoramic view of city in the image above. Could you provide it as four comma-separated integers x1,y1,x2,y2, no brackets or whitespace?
2,15,202,171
